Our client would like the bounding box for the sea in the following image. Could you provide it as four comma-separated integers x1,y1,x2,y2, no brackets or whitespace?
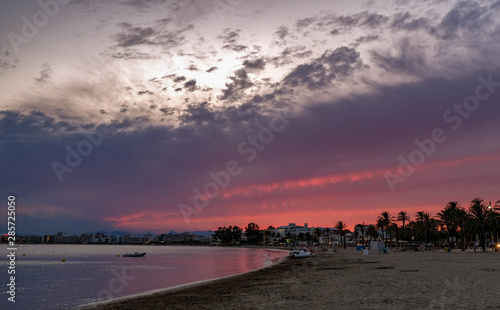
0,244,288,310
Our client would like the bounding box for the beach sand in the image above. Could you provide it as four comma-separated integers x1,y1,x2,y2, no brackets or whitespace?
89,247,500,309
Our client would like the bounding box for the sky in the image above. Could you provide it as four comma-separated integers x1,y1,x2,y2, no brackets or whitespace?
1,0,500,235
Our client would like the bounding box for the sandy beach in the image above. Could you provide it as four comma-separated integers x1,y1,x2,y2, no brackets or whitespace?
86,247,500,310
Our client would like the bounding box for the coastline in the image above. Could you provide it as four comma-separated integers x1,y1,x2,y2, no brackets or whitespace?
72,248,289,310
82,247,500,310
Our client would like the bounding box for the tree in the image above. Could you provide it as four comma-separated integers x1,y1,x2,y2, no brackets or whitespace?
355,223,366,245
389,223,399,248
437,201,462,245
325,227,330,246
314,227,323,246
397,211,410,229
214,226,242,245
377,211,395,243
245,222,260,244
335,221,347,249
455,208,468,250
396,211,410,246
298,232,305,243
367,224,379,241
467,198,498,251
265,226,275,244
305,232,312,246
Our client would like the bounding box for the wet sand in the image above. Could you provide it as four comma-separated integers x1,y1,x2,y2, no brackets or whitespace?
88,247,500,309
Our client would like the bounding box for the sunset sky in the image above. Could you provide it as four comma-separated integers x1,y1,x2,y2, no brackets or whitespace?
1,0,500,234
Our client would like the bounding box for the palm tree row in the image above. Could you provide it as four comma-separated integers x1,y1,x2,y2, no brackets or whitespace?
353,198,500,251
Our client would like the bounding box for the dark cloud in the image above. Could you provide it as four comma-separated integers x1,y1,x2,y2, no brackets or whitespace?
270,46,313,67
274,26,290,40
114,24,156,47
159,107,175,115
187,64,199,71
206,66,218,73
391,12,429,31
296,17,316,30
433,1,492,40
220,69,254,101
360,13,388,28
242,58,265,71
183,79,197,92
138,90,154,96
283,46,363,90
173,75,186,83
218,29,247,52
0,110,78,138
179,102,219,125
333,15,360,27
109,50,158,60
0,43,17,75
370,38,427,76
35,62,52,84
108,22,193,59
354,35,379,45
330,29,340,35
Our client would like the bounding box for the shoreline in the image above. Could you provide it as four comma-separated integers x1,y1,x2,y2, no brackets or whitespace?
83,247,500,310
72,248,289,310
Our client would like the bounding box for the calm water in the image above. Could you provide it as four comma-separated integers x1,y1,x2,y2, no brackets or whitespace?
0,244,287,310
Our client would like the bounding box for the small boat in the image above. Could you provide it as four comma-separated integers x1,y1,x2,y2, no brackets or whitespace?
123,252,146,257
289,245,317,258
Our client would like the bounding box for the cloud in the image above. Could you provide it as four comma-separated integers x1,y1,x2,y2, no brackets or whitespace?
433,1,493,40
354,35,379,45
0,110,78,138
218,29,247,52
283,46,363,90
183,79,197,92
0,43,18,75
295,17,316,30
370,37,428,76
274,26,290,40
391,12,430,31
107,21,194,59
242,58,265,71
6,69,500,232
35,62,52,84
114,23,156,47
206,66,218,73
220,68,254,101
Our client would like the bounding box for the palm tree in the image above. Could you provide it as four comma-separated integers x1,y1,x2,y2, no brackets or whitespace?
335,221,347,249
389,223,399,248
314,227,323,246
467,198,498,251
437,201,462,246
367,224,379,241
397,211,410,246
397,211,410,229
325,227,330,246
355,223,366,245
455,208,469,250
377,211,395,243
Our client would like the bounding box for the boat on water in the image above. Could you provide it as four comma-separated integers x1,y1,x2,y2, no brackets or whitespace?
123,252,146,257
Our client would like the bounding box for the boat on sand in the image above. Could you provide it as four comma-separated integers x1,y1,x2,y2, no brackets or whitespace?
289,246,316,258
